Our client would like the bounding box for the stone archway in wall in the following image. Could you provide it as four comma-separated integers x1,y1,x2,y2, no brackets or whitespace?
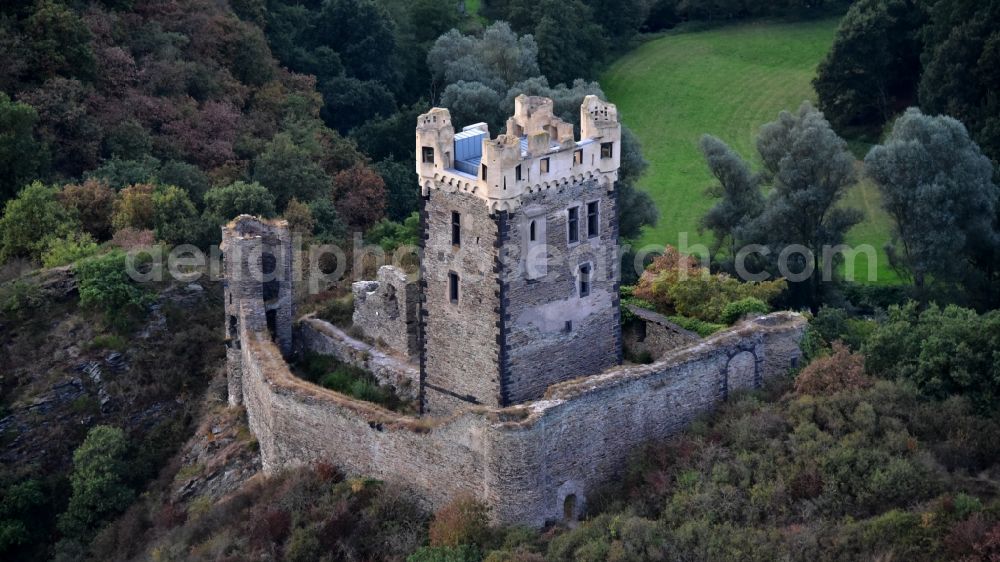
726,351,758,394
555,480,585,523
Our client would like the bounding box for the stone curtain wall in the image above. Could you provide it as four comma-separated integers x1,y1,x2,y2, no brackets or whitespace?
235,297,805,526
622,305,702,360
352,266,420,359
483,311,806,525
500,178,622,404
297,317,420,401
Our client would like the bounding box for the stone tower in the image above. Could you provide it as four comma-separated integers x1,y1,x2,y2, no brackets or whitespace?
416,95,623,415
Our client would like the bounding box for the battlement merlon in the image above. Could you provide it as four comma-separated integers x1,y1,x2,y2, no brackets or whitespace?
415,95,621,213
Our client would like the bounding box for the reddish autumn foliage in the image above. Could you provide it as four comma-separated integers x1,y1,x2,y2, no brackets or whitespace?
428,496,490,548
794,340,871,396
333,163,387,230
59,178,115,240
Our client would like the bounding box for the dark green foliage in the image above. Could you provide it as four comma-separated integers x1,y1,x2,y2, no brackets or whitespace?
720,296,769,324
308,197,346,243
748,102,861,310
376,159,420,222
865,108,999,299
85,156,161,190
74,250,151,328
152,185,207,246
0,181,79,261
203,181,276,224
864,302,1000,411
0,93,48,205
0,479,48,554
320,75,398,134
919,0,1000,166
252,132,332,210
809,306,876,351
699,134,763,265
57,426,135,540
368,212,420,252
814,0,925,135
295,352,410,411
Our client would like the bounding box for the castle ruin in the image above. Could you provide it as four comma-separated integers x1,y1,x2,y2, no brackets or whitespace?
223,95,807,526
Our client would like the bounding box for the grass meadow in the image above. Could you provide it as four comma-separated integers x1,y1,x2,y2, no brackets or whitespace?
602,18,897,283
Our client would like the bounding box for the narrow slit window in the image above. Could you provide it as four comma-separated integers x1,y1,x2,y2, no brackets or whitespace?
451,211,461,246
515,164,522,181
481,163,488,180
448,272,459,303
573,149,583,166
601,142,613,159
529,220,536,242
421,146,435,163
568,206,580,243
540,157,550,173
587,201,599,238
579,264,591,297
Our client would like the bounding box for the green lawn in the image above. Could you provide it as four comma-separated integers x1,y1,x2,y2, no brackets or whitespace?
602,18,897,284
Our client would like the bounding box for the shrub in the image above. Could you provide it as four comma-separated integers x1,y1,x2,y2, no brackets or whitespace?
111,183,155,231
794,341,870,396
0,280,44,320
0,181,79,261
109,227,155,251
284,526,322,562
41,232,99,267
75,249,151,327
720,296,769,325
863,302,1000,411
59,178,115,240
203,180,276,224
633,245,785,323
665,315,725,337
57,426,135,540
428,496,491,548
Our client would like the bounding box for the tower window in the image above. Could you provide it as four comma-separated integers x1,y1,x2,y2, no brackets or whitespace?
587,201,599,238
451,211,461,246
448,272,459,303
579,264,591,297
529,220,536,242
567,206,580,243
601,142,614,159
422,146,435,163
481,163,488,180
540,157,550,173
515,164,522,181
573,149,583,166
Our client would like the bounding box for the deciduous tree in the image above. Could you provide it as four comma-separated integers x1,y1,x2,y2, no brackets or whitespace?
864,109,998,297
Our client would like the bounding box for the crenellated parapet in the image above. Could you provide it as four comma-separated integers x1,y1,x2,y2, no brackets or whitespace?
415,95,621,213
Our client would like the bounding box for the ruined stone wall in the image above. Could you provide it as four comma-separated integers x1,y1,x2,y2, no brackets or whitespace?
483,312,806,526
235,292,805,527
297,317,419,401
421,188,501,413
238,327,487,510
622,306,701,360
352,266,420,359
500,177,621,404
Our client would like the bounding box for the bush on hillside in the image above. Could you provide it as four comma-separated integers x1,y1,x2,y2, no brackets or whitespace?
429,496,491,548
794,341,871,396
864,302,1000,412
41,233,99,268
75,250,151,328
